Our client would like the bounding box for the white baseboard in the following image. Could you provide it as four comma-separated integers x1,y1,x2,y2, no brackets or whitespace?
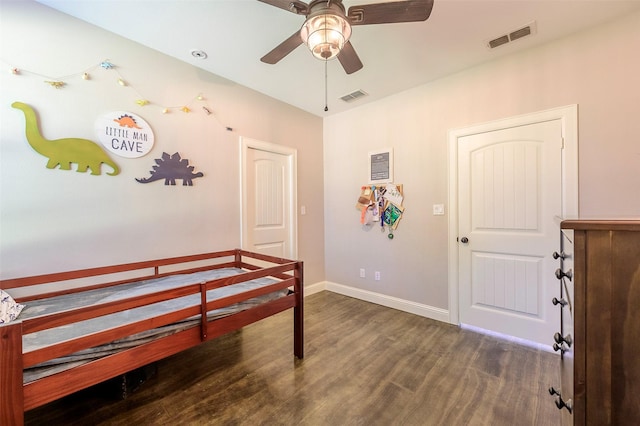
305,281,450,324
303,281,327,297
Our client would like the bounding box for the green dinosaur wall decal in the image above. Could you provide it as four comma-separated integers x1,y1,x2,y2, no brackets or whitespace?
12,101,120,176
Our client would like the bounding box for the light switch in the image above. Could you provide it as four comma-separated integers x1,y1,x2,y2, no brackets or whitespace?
301,205,306,215
433,204,445,216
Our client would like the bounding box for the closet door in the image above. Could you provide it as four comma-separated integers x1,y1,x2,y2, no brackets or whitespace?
241,138,297,259
457,119,563,345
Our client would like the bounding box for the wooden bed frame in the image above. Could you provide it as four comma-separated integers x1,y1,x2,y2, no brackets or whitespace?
0,249,303,425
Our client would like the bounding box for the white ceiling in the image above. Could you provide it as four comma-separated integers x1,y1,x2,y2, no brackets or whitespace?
36,0,640,117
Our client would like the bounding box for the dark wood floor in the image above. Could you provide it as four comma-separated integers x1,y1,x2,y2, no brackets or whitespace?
25,291,561,425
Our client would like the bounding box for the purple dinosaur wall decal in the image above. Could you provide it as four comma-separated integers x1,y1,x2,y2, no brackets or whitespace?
136,152,203,186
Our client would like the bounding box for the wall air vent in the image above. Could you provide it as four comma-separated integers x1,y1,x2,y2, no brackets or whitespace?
487,21,537,49
340,89,368,103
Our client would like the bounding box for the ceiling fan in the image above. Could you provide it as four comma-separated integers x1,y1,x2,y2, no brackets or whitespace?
259,0,435,74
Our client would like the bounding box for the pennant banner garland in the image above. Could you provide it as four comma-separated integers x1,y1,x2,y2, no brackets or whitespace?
2,58,230,128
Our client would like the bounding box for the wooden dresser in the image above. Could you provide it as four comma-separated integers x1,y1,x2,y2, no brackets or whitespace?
550,220,640,425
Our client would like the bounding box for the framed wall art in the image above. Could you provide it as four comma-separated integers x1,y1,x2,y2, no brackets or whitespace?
368,148,393,183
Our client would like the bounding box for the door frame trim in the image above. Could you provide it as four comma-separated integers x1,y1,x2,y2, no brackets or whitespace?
240,137,298,259
447,105,578,325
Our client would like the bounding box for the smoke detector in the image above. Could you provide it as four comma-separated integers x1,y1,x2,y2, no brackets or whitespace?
190,49,208,59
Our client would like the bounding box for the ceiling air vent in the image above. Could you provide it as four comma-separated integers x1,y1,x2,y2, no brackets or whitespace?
487,21,537,49
488,35,509,49
509,25,531,41
340,89,368,103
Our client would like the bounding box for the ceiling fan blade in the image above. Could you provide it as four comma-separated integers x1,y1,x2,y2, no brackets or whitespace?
337,41,363,75
257,0,309,15
261,31,304,64
347,0,434,25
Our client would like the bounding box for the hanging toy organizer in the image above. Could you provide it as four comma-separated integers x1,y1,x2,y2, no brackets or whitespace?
356,183,404,239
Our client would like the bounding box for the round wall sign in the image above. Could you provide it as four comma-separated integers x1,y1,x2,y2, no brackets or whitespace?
95,111,154,158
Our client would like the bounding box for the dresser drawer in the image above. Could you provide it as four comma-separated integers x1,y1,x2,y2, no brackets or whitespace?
558,229,574,424
560,229,574,323
549,229,574,421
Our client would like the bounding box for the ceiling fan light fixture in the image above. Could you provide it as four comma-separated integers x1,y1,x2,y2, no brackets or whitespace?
300,13,351,61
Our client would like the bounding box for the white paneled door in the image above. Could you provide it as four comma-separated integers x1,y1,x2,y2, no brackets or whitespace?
241,138,297,259
457,119,563,345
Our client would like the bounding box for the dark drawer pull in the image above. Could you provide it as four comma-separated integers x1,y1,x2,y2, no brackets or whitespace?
555,396,573,413
552,297,568,307
553,342,566,354
548,387,572,413
554,332,573,347
555,268,573,281
552,251,566,260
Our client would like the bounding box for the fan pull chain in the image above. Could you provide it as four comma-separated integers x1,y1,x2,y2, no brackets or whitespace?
324,60,329,112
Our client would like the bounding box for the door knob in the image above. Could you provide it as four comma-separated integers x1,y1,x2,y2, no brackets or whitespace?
460,237,469,243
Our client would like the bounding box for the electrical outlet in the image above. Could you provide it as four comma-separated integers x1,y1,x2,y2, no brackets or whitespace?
375,271,381,281
359,268,365,278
